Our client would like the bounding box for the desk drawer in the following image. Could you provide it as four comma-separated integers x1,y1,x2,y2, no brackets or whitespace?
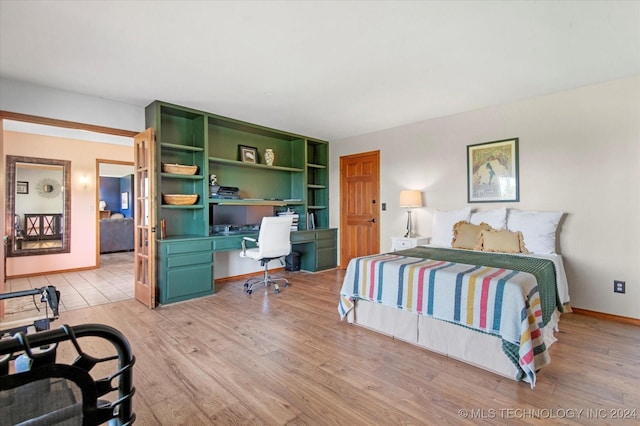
316,238,335,249
165,239,211,255
315,229,337,240
167,252,212,268
291,231,314,243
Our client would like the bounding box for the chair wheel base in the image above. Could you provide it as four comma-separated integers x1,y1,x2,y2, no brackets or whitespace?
242,273,290,295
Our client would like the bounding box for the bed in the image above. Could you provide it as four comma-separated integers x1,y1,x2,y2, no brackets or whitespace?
338,207,569,388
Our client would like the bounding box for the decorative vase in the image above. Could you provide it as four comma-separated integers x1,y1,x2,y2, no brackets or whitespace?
264,148,275,166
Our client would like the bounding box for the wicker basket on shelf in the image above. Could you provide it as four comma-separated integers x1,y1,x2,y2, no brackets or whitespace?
162,194,198,205
161,163,198,175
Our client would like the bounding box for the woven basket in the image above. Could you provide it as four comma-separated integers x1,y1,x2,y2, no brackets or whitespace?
162,163,198,175
163,194,198,205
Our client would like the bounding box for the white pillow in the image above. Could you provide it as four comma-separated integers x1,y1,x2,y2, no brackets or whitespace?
470,208,507,230
431,207,471,247
507,209,563,254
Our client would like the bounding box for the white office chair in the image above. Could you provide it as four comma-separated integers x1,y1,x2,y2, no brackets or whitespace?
239,216,294,294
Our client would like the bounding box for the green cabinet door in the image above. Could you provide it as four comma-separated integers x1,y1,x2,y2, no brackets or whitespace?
165,263,213,302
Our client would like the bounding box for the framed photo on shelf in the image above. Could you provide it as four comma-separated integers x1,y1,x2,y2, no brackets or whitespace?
239,145,258,164
17,181,29,194
467,138,519,203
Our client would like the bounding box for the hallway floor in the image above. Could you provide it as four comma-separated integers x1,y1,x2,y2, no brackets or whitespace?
3,251,134,318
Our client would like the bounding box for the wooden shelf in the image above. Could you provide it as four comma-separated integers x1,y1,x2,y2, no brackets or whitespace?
307,163,326,169
160,204,204,209
160,143,204,152
209,198,304,206
160,172,204,180
208,157,303,173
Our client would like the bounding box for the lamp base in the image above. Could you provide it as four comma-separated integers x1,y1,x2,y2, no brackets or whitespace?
404,210,413,238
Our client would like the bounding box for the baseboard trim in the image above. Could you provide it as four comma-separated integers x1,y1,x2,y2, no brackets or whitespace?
215,267,286,284
7,265,97,280
571,307,640,326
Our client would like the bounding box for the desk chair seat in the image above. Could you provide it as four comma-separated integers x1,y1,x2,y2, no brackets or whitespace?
239,216,293,294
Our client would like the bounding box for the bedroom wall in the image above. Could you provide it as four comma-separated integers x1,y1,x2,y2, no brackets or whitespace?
4,131,133,276
329,75,640,320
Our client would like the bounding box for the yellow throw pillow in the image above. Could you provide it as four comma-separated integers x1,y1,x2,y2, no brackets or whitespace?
452,221,492,250
477,229,528,254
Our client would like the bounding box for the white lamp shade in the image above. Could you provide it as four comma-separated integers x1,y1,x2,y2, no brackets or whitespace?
399,190,423,208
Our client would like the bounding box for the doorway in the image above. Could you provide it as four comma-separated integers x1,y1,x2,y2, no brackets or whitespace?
339,150,381,268
1,111,136,310
96,160,135,268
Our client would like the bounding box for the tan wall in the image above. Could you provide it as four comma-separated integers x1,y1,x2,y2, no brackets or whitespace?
330,76,640,319
4,131,133,276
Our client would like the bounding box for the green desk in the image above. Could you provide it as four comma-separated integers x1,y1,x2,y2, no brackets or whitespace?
158,229,337,304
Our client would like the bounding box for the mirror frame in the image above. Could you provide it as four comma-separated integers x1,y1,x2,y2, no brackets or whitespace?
5,155,71,257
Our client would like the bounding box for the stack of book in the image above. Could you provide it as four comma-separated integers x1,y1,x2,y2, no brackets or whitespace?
278,209,299,232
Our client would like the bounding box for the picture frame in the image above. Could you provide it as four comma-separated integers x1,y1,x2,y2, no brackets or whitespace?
121,192,129,210
17,181,29,194
238,145,258,164
467,138,519,203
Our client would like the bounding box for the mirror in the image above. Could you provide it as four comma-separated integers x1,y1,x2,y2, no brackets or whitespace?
5,155,71,256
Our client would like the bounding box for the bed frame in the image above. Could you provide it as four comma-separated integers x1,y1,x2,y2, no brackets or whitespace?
346,300,562,380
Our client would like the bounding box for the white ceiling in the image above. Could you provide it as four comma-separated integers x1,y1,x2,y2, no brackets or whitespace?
1,1,639,141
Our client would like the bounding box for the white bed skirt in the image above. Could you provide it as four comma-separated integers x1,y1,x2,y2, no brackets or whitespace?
346,299,562,381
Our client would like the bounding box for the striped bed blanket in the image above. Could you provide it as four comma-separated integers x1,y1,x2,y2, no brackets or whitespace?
338,247,561,387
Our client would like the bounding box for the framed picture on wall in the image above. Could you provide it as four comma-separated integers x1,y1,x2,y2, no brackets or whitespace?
238,145,258,163
121,192,129,210
467,138,519,203
17,181,29,194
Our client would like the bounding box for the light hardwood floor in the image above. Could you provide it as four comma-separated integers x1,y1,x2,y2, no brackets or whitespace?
46,269,639,425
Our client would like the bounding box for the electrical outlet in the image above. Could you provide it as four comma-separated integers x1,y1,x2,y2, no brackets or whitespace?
614,280,626,294
381,203,386,211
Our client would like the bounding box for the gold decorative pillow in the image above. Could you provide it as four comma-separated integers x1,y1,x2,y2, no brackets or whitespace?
452,221,492,250
477,229,528,254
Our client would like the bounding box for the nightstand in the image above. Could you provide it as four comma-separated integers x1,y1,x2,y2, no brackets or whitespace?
391,236,429,251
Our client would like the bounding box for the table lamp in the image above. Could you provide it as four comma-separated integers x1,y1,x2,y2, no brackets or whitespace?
399,190,423,238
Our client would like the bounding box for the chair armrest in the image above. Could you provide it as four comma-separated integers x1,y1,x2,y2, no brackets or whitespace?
241,237,257,255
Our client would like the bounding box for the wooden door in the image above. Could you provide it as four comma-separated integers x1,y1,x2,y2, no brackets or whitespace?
340,150,380,268
134,129,157,308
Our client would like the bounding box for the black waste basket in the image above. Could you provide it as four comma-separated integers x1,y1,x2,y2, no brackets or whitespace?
285,251,301,271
